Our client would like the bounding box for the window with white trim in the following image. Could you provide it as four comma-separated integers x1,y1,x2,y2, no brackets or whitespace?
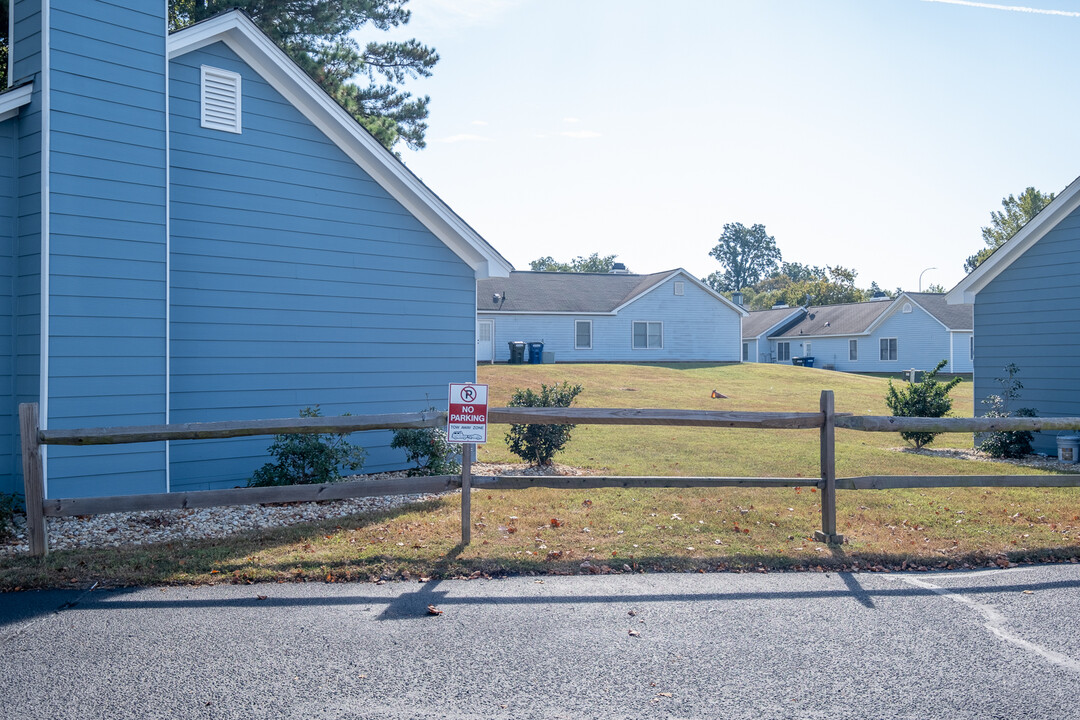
201,66,242,134
880,337,897,361
575,320,592,350
849,339,858,361
632,321,663,349
777,341,791,362
742,342,749,362
673,281,685,296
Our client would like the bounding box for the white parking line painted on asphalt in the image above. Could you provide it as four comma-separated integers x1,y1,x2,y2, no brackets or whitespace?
895,574,1080,673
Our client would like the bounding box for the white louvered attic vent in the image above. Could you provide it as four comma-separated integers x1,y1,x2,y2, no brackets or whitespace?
201,66,242,134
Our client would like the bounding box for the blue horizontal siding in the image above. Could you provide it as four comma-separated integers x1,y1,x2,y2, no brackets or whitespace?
974,200,1080,454
44,0,168,497
0,121,15,494
167,42,476,490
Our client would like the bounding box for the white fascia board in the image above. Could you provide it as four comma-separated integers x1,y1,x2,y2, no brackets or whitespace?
864,293,949,334
744,309,806,341
946,173,1080,304
478,311,617,316
610,270,749,316
0,82,34,122
168,12,513,279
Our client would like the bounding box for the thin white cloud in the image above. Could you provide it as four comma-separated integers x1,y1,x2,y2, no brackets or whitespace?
921,0,1080,17
560,130,602,139
436,133,492,143
408,0,521,29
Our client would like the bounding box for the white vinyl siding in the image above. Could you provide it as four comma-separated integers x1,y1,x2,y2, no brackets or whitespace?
575,320,592,350
777,341,791,362
632,321,663,349
880,337,897,361
201,65,242,133
849,339,858,361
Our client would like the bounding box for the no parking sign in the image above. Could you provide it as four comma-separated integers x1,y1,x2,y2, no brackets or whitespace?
448,383,488,444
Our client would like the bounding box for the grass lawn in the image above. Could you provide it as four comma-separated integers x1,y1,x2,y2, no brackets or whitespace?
3,363,1079,590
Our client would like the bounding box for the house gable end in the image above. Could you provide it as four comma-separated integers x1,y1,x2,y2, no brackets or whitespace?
168,11,511,279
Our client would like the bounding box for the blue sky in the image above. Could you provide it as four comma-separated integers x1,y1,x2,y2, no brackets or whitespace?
383,0,1080,292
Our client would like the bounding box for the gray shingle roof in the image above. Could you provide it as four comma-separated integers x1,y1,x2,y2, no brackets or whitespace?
477,270,678,313
770,293,973,338
742,307,806,338
772,300,892,338
905,293,973,330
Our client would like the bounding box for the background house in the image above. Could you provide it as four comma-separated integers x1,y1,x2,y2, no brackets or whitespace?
754,293,973,373
948,174,1080,455
0,3,512,498
741,305,806,363
477,269,746,363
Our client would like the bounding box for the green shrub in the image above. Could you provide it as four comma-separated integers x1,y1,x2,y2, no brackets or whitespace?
885,359,962,449
248,406,366,487
979,364,1037,458
391,409,462,476
505,381,584,466
0,492,17,542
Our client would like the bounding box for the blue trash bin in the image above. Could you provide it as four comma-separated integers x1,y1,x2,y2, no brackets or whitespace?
527,341,545,364
803,356,815,368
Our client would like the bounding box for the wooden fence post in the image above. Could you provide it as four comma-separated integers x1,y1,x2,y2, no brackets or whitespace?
814,390,843,545
19,403,48,556
460,443,473,546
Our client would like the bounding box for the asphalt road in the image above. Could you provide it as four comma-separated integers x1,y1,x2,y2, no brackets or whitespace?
3,565,1080,720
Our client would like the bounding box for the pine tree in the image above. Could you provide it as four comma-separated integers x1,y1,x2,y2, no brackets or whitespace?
170,0,438,151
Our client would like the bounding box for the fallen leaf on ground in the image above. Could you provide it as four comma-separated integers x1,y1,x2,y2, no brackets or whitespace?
256,595,268,601
628,629,640,637
427,605,444,616
1022,590,1034,595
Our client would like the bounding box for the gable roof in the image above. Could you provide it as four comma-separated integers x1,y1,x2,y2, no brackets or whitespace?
742,306,806,339
772,293,973,339
771,299,892,338
478,270,748,315
167,11,513,279
894,293,972,331
946,174,1080,304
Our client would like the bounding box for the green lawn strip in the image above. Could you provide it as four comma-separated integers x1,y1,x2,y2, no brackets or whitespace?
2,364,1077,591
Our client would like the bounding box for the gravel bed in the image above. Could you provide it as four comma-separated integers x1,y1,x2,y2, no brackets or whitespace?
0,463,591,556
891,446,1080,472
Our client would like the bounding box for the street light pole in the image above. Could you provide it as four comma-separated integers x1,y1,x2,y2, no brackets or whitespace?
919,267,937,292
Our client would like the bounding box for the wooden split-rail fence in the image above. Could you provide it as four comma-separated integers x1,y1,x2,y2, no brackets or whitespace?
17,392,1080,557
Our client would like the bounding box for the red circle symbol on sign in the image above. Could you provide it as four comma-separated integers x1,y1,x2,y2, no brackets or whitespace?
461,386,476,402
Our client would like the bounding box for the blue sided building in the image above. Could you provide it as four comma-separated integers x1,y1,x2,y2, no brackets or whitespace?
0,3,512,499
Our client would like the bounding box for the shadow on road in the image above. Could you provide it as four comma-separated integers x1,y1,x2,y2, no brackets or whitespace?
7,571,1079,630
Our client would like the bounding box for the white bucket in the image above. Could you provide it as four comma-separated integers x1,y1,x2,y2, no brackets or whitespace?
1057,436,1080,464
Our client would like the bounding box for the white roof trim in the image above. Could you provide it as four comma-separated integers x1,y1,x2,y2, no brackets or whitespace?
168,12,512,278
946,174,1080,304
611,270,749,316
864,293,949,334
478,311,617,316
742,308,806,341
0,82,33,122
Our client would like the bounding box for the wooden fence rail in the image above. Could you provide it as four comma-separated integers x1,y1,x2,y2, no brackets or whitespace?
16,395,1080,557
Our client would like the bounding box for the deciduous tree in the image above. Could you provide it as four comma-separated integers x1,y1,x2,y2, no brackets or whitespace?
529,253,624,273
704,223,781,293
